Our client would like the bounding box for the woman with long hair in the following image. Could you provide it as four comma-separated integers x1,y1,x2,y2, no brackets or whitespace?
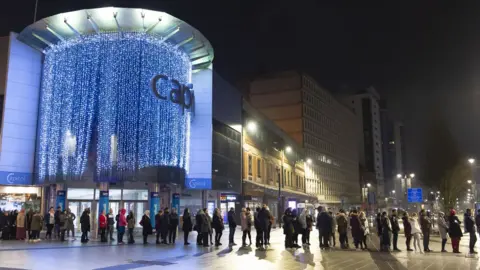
359,211,369,250
212,208,224,246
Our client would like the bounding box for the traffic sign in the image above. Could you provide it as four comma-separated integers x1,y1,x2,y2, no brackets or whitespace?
407,188,423,203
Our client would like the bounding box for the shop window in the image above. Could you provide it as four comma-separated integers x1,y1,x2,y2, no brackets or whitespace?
122,189,148,201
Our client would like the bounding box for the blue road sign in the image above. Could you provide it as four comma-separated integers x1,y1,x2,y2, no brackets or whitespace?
407,188,423,203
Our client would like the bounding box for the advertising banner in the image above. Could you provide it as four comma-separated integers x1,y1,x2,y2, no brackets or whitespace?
98,191,109,217
150,192,160,228
172,193,180,215
56,190,66,211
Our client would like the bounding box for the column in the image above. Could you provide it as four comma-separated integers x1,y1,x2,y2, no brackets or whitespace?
150,183,160,228
98,182,109,217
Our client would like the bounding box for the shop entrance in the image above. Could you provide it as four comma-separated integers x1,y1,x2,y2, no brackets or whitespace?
68,201,91,230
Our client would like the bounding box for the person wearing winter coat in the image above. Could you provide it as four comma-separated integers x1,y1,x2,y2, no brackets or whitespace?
390,209,401,251
257,204,272,248
448,209,463,253
283,208,295,249
168,208,179,244
25,209,33,240
329,211,336,247
476,209,480,234
54,207,62,239
336,210,348,249
305,213,313,246
291,209,302,248
66,208,76,239
182,208,193,245
160,208,170,244
402,212,413,251
465,208,477,254
127,211,136,244
240,208,251,247
198,209,211,247
227,207,237,246
317,206,332,248
140,210,152,244
299,210,308,246
99,210,108,243
419,210,432,252
44,207,55,240
117,208,127,244
437,212,449,252
80,208,91,243
409,213,423,253
107,208,115,241
350,210,362,249
155,210,163,244
359,211,369,250
203,208,214,245
30,211,43,242
254,207,262,248
58,210,67,242
212,208,224,247
380,212,391,252
16,209,26,240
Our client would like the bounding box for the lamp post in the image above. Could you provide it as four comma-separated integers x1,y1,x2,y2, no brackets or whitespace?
274,145,291,228
397,173,415,210
468,158,477,211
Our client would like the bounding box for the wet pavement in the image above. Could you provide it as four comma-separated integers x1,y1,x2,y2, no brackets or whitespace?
0,228,479,269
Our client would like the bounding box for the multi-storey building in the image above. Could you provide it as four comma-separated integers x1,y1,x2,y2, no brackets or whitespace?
247,71,360,208
341,87,385,206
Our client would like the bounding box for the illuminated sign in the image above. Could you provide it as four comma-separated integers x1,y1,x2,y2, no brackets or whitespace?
220,194,238,201
150,74,195,114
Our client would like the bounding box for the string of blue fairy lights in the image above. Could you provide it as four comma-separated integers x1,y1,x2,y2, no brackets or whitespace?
37,32,191,182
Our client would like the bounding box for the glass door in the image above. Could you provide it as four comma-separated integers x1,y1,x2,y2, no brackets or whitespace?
68,201,92,231
124,202,146,227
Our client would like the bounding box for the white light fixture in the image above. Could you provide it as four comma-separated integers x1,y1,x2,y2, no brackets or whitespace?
366,183,371,188
392,190,396,194
469,158,475,164
410,173,415,178
306,158,312,165
285,146,292,153
468,180,473,184
246,121,257,132
396,174,402,179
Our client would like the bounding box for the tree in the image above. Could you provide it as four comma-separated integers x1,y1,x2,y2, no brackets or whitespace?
439,161,470,212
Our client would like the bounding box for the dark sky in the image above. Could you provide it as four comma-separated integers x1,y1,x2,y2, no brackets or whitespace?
2,0,480,179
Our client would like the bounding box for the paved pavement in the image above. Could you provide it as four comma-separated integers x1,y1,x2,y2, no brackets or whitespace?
0,228,479,270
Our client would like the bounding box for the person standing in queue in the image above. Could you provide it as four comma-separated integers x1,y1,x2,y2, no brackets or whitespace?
59,209,67,242
448,209,462,253
465,208,477,254
283,208,294,249
317,206,332,248
127,210,135,244
160,208,170,244
66,208,76,239
359,211,369,250
54,207,61,239
291,209,301,248
196,209,203,245
107,208,115,241
437,211,449,252
350,209,362,250
80,208,90,243
329,211,336,247
228,207,237,246
29,210,43,242
198,209,210,247
381,212,391,252
44,207,55,240
254,207,262,248
25,209,34,240
140,210,152,244
419,209,432,252
258,204,272,249
168,208,179,244
299,209,307,247
155,210,163,244
376,213,383,248
182,208,193,245
15,209,26,240
390,209,401,251
117,209,127,244
203,208,214,245
409,212,423,253
402,212,413,251
305,211,313,246
99,210,108,242
240,208,252,247
212,208,224,247
336,209,348,249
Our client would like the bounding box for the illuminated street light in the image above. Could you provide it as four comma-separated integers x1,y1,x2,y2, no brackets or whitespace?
468,189,471,192
468,180,473,184
366,183,371,188
392,190,396,194
397,174,402,179
410,173,415,178
469,158,476,164
247,121,257,132
306,158,312,165
285,146,292,153
430,191,434,194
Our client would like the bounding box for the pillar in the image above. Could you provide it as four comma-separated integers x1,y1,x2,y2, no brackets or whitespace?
98,182,109,217
150,183,160,228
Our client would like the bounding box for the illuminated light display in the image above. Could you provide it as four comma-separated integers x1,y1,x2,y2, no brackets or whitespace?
36,32,191,182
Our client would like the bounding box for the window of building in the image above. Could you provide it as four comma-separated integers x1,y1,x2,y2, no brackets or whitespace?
122,189,148,201
257,159,261,177
248,155,252,176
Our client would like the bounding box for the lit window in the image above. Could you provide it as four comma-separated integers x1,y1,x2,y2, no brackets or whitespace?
248,155,253,176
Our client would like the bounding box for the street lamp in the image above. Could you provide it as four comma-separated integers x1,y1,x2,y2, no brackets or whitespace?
468,180,473,184
392,190,396,194
410,173,415,178
306,158,312,165
469,158,476,164
274,145,292,228
247,121,257,132
367,183,371,188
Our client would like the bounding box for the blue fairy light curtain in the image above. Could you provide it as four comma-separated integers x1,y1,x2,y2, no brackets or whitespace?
36,32,191,182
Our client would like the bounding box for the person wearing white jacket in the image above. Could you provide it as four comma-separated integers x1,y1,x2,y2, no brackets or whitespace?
409,213,423,253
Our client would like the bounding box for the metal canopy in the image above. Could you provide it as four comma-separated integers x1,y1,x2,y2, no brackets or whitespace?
17,7,214,69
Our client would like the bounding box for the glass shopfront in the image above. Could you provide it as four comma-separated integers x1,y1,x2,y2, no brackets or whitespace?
0,186,42,212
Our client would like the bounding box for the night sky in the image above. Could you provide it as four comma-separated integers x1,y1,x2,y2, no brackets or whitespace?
2,0,480,181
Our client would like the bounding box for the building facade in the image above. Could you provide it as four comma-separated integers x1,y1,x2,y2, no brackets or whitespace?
341,87,385,208
247,71,360,209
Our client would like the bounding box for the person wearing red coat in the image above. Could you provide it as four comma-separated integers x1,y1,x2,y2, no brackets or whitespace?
99,210,108,242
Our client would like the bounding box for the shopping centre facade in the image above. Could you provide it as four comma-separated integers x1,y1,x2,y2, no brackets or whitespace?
0,7,237,229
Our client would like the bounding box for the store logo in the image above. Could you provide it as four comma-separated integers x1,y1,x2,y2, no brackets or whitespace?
6,173,26,184
151,74,195,114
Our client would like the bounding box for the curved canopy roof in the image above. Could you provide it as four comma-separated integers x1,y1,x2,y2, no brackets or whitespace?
17,7,214,69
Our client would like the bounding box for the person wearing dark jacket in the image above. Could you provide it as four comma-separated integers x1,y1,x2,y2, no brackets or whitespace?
420,209,432,252
476,209,480,233
168,208,179,244
140,210,152,244
127,211,136,244
54,207,61,239
155,210,163,244
227,207,237,246
44,207,55,240
254,207,263,248
160,208,170,244
337,210,349,249
196,210,203,245
381,212,391,251
257,204,271,249
182,208,193,245
26,209,33,240
402,212,413,251
376,213,383,247
465,208,477,254
212,208,224,246
316,206,332,248
80,208,91,243
283,208,294,249
390,209,401,251
449,209,463,253
107,208,115,241
291,209,301,248
350,210,362,249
